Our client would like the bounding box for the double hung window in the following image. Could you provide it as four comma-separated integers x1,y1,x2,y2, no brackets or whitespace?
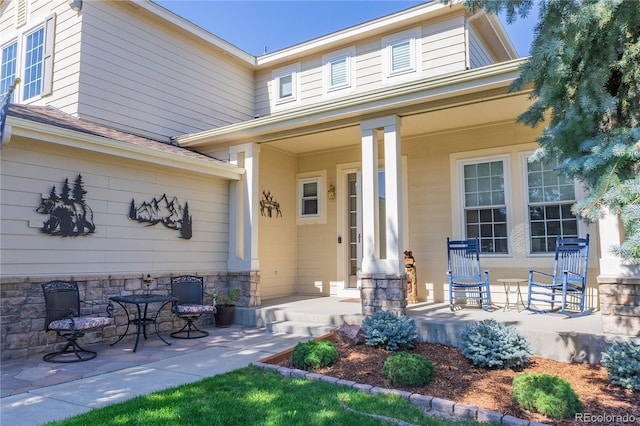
0,14,55,101
526,156,578,253
1,42,17,100
461,158,508,254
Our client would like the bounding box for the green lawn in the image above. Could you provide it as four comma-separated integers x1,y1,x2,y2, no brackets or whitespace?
45,365,485,425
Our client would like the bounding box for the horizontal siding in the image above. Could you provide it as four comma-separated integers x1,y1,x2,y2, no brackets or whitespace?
469,26,494,68
1,138,231,277
72,1,254,140
255,16,468,117
258,146,298,299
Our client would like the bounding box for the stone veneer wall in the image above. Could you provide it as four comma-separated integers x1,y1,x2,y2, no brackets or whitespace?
598,277,640,336
360,273,407,316
0,271,261,360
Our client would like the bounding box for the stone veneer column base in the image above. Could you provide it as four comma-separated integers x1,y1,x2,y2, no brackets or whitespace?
597,276,640,336
359,273,407,316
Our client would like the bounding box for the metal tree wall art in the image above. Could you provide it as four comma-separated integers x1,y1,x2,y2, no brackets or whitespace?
260,190,282,218
36,174,96,236
128,194,193,239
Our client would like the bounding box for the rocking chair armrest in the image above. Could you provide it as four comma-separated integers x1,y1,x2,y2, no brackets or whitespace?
528,269,554,279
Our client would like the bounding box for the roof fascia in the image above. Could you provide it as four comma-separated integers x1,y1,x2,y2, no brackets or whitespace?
8,118,243,181
177,58,528,147
138,0,256,66
256,1,461,68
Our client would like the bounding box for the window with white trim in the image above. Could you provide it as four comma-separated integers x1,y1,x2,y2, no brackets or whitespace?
23,26,44,99
0,14,55,101
322,47,354,94
461,158,508,254
300,178,320,217
382,28,421,82
526,155,578,253
297,171,327,225
272,63,299,106
1,42,17,100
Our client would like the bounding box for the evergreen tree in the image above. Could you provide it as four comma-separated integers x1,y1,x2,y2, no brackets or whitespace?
60,178,71,203
72,174,87,203
461,0,640,262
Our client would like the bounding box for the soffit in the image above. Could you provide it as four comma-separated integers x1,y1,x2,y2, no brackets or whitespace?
262,91,533,155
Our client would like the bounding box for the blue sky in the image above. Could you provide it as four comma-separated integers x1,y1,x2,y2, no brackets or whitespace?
154,1,537,57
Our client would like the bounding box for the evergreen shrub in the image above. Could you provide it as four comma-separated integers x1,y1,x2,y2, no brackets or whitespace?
361,310,418,351
512,372,583,419
600,341,640,390
383,352,435,387
460,319,532,370
291,339,338,371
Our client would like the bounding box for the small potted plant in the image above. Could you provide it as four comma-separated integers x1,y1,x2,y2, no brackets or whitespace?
209,288,238,328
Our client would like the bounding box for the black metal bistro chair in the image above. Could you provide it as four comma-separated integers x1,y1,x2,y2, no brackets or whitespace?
447,238,491,311
42,280,112,363
170,275,215,339
526,235,591,316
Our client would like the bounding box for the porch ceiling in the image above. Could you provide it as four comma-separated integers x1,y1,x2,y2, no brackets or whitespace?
262,91,533,155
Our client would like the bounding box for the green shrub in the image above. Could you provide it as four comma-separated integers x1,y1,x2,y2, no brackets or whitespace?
383,352,435,387
291,339,338,371
601,341,640,390
361,310,418,351
512,372,582,419
460,319,532,370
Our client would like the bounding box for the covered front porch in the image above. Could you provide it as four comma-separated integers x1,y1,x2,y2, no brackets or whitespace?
235,295,638,364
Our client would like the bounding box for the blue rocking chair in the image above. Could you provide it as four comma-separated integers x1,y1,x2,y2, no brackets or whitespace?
447,238,491,311
526,235,591,316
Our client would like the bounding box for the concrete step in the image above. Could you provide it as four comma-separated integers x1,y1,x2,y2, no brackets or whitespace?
267,320,338,337
236,306,363,329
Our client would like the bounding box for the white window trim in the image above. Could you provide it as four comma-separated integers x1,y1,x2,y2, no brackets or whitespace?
1,13,55,102
381,27,422,83
454,153,512,257
272,63,300,108
519,152,587,257
297,170,327,225
322,46,355,96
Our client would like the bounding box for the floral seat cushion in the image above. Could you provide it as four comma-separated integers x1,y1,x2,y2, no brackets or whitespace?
175,304,215,314
49,316,112,330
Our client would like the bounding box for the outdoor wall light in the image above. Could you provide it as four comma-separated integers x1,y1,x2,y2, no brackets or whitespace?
327,184,336,201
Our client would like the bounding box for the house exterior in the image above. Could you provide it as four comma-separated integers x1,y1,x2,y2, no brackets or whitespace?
1,0,637,359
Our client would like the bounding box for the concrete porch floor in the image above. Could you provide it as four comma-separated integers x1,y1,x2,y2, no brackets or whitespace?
236,295,639,363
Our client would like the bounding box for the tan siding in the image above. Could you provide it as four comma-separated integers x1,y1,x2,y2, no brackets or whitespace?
258,147,298,300
402,122,599,304
71,1,254,140
422,16,467,78
0,138,230,277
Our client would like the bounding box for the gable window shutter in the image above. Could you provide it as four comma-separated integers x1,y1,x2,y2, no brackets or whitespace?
41,13,56,96
391,40,411,72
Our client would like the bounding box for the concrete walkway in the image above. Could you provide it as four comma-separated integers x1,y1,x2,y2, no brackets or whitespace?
1,325,311,426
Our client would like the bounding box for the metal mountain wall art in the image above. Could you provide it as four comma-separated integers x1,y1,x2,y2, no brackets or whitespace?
128,194,193,239
36,174,96,237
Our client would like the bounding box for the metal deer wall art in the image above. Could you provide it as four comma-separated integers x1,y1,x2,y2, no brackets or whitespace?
260,190,282,218
36,174,96,237
128,194,193,239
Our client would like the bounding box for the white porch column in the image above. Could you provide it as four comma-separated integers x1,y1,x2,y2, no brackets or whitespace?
597,208,640,277
228,143,260,271
383,117,403,273
360,125,379,273
359,115,404,275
